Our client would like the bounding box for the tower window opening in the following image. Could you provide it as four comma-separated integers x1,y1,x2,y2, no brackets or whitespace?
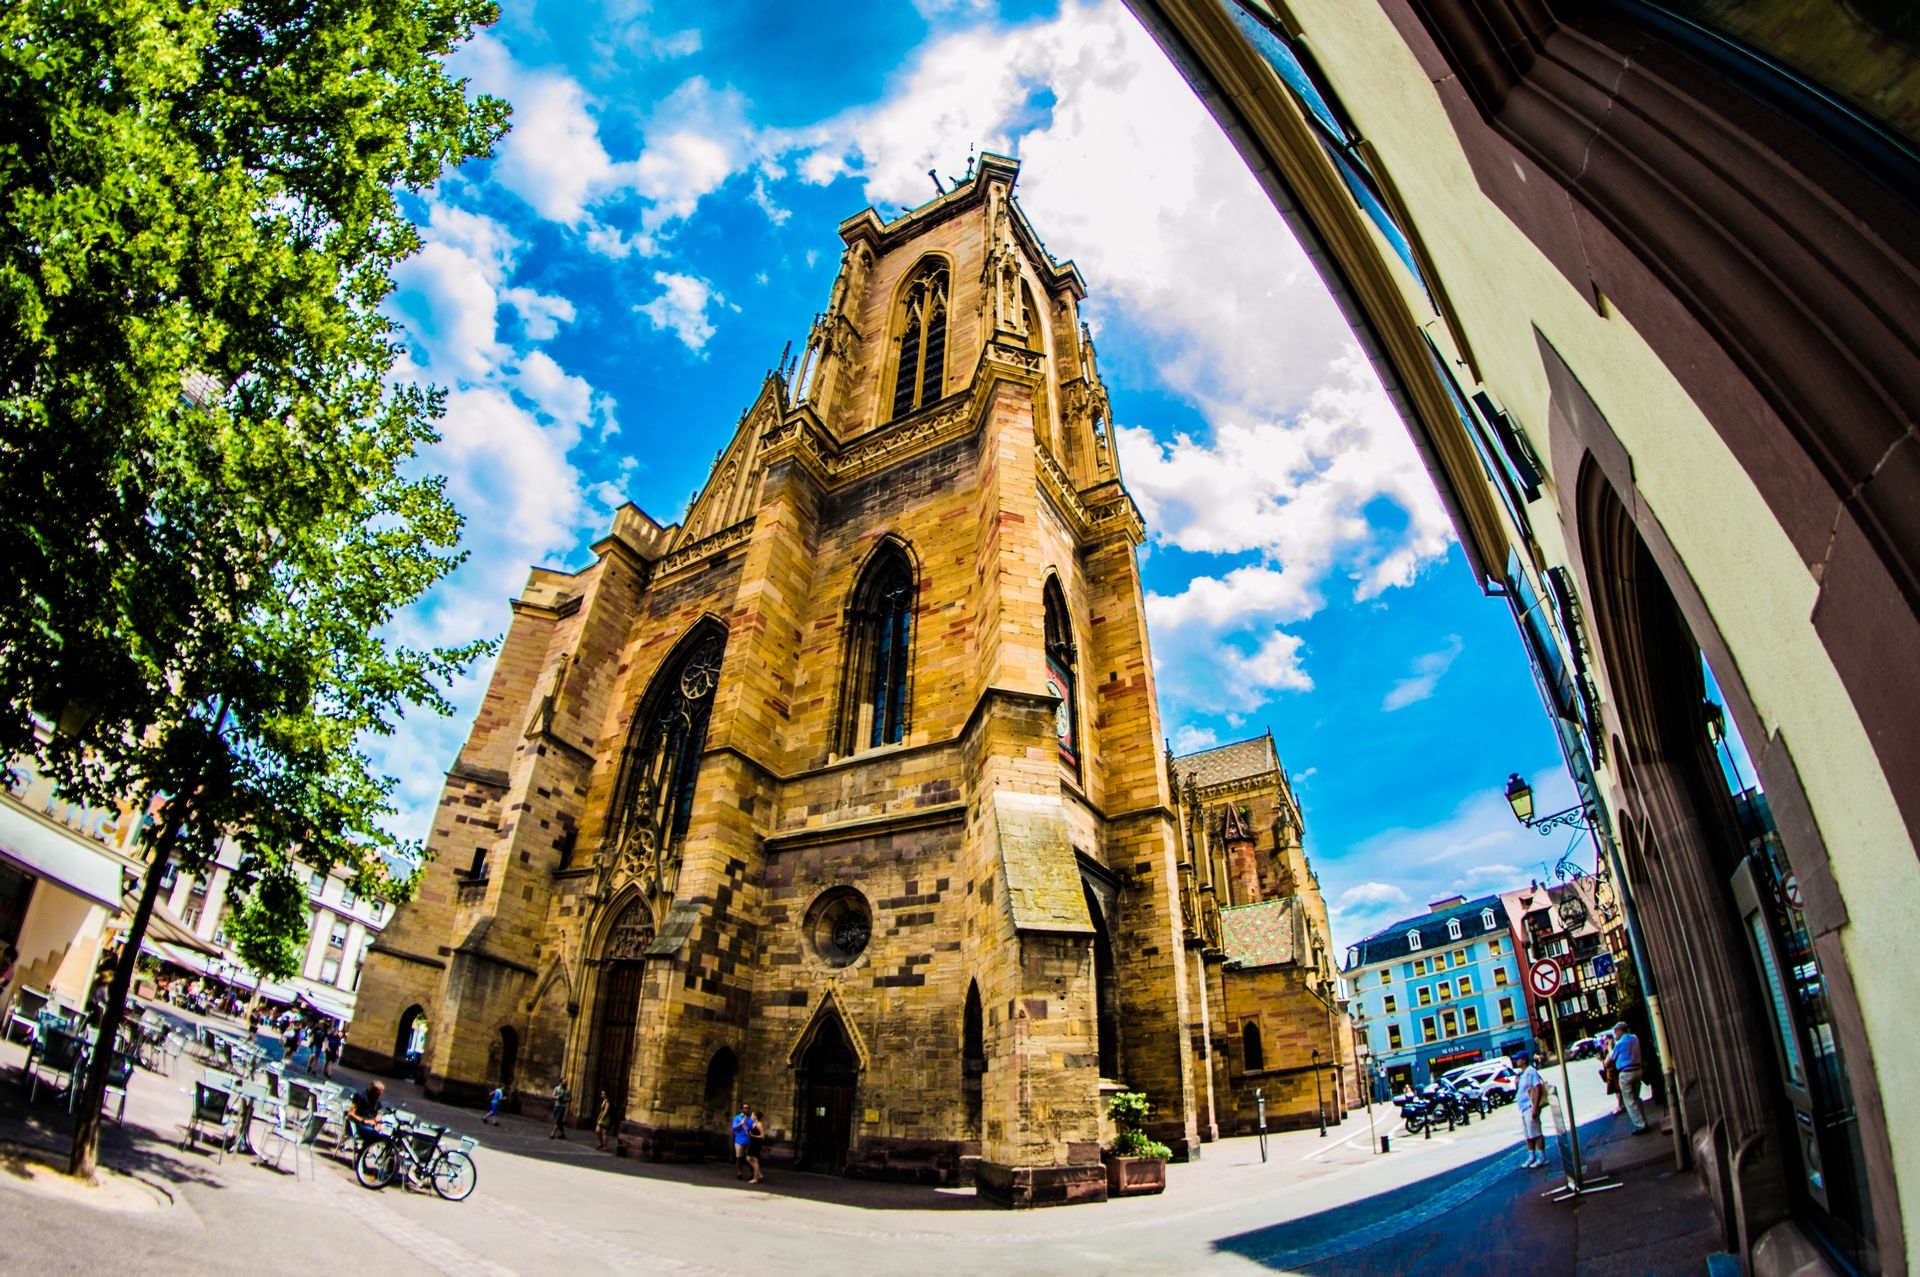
890,263,950,419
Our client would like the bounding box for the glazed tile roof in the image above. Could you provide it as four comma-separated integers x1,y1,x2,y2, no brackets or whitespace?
1221,898,1298,969
1172,735,1279,789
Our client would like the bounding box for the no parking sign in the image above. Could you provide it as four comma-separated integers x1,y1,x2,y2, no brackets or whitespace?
1528,958,1562,999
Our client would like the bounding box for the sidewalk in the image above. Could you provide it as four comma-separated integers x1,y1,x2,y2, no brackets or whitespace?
0,1012,1727,1275
1218,1093,1726,1276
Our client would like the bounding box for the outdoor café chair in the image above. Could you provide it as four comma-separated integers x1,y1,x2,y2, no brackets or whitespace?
256,1109,328,1179
97,1050,135,1123
4,986,48,1045
184,1082,240,1163
26,1029,87,1106
284,1080,316,1114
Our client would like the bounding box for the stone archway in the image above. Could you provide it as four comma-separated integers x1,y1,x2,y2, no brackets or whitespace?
796,1011,860,1174
589,898,654,1130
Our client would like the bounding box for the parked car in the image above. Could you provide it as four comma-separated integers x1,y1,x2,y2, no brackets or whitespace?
1440,1058,1518,1105
1567,1036,1601,1061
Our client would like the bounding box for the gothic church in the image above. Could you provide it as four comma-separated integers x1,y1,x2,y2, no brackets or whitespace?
353,155,1343,1204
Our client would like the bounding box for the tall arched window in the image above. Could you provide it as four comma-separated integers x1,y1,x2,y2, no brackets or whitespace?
1243,1021,1265,1072
841,545,915,752
1044,579,1078,769
607,625,726,866
890,261,949,419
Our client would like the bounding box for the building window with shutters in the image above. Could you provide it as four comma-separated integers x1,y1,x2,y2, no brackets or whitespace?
889,260,949,419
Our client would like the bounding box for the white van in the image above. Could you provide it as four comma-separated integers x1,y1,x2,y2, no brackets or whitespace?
1440,1057,1518,1102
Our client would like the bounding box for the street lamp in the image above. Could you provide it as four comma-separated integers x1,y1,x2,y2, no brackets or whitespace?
1312,1047,1327,1138
1503,774,1594,836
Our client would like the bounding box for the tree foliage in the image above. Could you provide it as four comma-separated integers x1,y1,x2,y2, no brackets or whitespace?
0,0,509,1174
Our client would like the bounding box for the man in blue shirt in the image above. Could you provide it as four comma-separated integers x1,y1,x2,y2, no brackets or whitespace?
1610,1021,1649,1133
731,1102,753,1180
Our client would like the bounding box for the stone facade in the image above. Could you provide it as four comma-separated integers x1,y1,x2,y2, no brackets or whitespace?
1167,733,1359,1137
351,156,1208,1206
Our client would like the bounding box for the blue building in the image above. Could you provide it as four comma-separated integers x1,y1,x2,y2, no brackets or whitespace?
1342,894,1531,1090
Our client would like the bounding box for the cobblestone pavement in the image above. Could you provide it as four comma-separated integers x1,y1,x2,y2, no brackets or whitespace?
0,1008,1717,1275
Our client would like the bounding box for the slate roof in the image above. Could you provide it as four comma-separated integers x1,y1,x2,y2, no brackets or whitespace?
1221,898,1298,969
1347,893,1509,970
1172,735,1279,789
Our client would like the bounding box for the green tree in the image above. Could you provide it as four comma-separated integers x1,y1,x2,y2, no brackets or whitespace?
0,0,509,1176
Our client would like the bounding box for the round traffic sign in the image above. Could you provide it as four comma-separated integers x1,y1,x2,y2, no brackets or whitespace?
1528,958,1562,998
1783,874,1803,910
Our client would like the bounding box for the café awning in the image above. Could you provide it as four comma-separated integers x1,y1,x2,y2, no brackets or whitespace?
296,983,357,1023
0,797,125,910
130,892,223,958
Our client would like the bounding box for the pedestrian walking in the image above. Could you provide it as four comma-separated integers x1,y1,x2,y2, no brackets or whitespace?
325,1027,343,1079
730,1102,752,1179
1516,1051,1549,1169
1610,1022,1649,1133
485,1084,504,1126
549,1078,571,1139
305,1022,326,1075
744,1104,765,1184
595,1091,612,1150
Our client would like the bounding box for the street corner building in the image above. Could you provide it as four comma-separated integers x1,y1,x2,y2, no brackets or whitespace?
1122,0,1920,1270
1169,733,1360,1137
352,156,1211,1206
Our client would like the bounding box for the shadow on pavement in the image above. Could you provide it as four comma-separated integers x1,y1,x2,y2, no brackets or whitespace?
1215,1101,1719,1277
324,1061,992,1213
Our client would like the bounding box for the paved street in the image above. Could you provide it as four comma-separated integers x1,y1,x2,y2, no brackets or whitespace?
0,1016,1716,1275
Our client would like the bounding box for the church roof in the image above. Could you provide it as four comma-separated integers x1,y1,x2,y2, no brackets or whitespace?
1172,735,1280,789
1221,898,1298,969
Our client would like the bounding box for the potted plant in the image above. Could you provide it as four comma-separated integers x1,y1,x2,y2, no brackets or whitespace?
1103,1090,1170,1196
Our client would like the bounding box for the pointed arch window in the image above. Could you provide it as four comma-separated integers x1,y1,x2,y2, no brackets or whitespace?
890,261,949,419
841,545,915,752
1045,579,1079,769
1243,1021,1265,1072
607,626,726,870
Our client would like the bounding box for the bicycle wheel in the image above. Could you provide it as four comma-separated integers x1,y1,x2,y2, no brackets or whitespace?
431,1150,477,1201
356,1138,398,1189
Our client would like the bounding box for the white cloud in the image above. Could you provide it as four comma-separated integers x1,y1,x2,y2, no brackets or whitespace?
502,287,577,341
465,36,623,227
635,129,737,230
1221,628,1313,695
391,241,503,379
1337,882,1412,911
1169,724,1218,754
637,272,723,351
1382,634,1465,712
513,350,596,428
459,39,756,252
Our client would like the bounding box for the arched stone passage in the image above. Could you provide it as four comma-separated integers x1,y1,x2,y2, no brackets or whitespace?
393,1004,426,1079
796,1010,860,1173
590,897,655,1130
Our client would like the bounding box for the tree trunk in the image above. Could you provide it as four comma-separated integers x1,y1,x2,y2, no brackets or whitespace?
68,802,184,1178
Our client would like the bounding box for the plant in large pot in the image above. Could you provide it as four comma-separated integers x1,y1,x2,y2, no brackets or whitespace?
1104,1091,1170,1196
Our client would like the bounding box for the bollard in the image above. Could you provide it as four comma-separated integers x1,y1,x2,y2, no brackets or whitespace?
1380,1135,1391,1154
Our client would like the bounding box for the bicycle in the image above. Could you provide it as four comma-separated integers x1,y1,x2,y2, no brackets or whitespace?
354,1119,477,1201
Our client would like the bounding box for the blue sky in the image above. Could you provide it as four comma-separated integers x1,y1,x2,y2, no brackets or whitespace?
372,0,1582,956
